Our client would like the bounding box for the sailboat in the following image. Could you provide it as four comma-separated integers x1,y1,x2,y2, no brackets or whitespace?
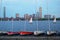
33,0,45,36
7,31,18,35
7,19,18,35
18,18,33,35
0,7,9,35
47,17,57,35
34,31,45,36
53,17,56,23
46,0,56,36
29,17,33,24
0,18,7,35
18,31,33,35
33,11,44,35
47,31,56,35
0,31,7,35
34,19,45,35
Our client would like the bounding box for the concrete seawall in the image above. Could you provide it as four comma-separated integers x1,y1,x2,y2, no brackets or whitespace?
0,36,60,40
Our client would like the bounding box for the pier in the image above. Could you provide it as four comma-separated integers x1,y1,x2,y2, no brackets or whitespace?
0,36,60,40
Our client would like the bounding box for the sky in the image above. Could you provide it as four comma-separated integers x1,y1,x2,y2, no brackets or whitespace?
0,0,60,18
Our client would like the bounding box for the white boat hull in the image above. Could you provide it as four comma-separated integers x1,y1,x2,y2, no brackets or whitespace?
47,31,56,35
0,31,7,35
34,31,44,35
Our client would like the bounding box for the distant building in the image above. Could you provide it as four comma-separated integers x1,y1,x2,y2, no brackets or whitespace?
29,15,32,18
36,12,39,18
9,17,14,21
32,14,36,19
4,7,6,18
44,15,51,19
24,14,29,20
16,13,20,18
39,7,42,18
16,13,20,20
3,17,9,21
53,15,55,19
36,7,42,19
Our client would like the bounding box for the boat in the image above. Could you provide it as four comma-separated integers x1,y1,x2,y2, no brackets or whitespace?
18,18,33,35
34,31,45,35
33,13,45,35
33,0,45,35
47,31,56,35
29,17,33,24
7,32,18,35
0,31,7,35
0,19,7,35
53,17,56,23
18,31,33,35
46,0,56,36
7,19,18,35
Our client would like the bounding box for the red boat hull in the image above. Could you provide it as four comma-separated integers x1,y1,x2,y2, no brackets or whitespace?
18,31,33,35
7,32,18,35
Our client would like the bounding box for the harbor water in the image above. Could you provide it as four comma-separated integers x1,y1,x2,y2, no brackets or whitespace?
0,20,60,32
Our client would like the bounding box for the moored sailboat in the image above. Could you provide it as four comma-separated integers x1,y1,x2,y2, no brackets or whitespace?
33,2,45,35
34,31,45,35
47,31,56,35
0,18,7,35
7,19,18,35
7,31,18,35
18,17,33,35
18,31,33,35
46,0,56,36
0,31,7,35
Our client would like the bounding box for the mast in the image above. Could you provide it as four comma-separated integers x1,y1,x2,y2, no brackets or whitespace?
0,0,2,22
12,19,13,32
37,17,38,31
24,16,26,31
47,0,50,31
36,0,38,31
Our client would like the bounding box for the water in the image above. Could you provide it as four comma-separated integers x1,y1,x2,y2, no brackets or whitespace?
0,20,60,32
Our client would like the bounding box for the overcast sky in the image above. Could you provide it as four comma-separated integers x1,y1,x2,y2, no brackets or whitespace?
0,0,60,18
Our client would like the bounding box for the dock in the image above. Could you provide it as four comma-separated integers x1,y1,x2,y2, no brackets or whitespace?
0,36,60,40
